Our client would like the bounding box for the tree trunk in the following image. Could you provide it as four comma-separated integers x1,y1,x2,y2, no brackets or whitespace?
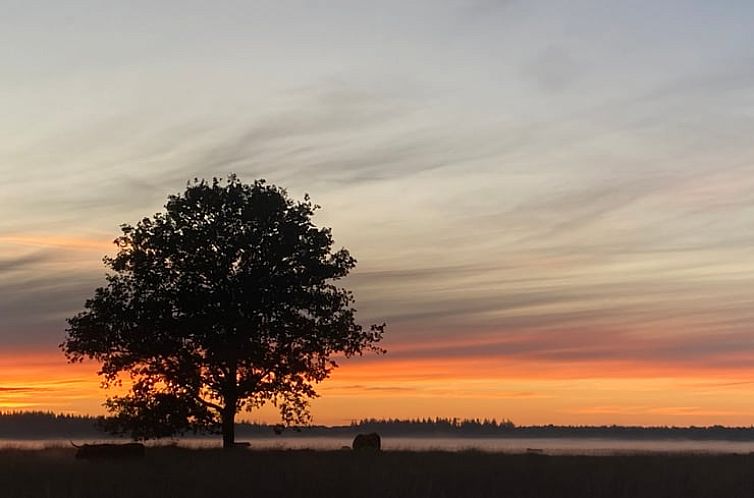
222,407,236,450
222,363,239,450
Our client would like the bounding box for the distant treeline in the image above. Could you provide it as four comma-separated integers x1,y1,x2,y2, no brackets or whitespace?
344,418,754,441
4,412,754,441
0,412,104,439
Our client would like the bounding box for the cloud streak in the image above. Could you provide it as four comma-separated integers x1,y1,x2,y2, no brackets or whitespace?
2,0,754,423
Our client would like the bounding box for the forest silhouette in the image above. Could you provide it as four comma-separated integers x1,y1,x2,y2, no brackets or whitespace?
3,412,754,442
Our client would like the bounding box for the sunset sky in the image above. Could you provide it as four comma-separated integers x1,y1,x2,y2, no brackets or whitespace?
3,0,754,426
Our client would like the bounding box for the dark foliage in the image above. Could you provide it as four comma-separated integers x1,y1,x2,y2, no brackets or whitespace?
61,176,385,447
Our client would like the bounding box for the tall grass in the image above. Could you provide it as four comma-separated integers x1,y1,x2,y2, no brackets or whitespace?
0,447,753,497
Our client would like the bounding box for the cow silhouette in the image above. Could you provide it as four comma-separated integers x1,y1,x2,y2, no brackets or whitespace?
71,442,145,460
352,433,381,451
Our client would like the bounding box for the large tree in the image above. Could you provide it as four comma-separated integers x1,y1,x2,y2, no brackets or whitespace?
62,176,385,448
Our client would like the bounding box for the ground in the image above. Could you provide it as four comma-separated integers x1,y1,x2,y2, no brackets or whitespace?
0,447,753,497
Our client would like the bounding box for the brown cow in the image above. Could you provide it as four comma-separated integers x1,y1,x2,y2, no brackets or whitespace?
352,433,381,451
72,442,146,460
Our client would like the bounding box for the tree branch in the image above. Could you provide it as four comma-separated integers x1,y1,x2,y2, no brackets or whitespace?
194,394,223,413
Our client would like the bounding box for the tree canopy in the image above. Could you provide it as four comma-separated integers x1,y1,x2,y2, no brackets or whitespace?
62,176,385,447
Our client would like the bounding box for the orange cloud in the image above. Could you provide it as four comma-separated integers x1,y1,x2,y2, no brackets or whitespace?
0,234,113,253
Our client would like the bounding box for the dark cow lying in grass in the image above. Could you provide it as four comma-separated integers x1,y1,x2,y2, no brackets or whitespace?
72,442,146,460
352,433,381,451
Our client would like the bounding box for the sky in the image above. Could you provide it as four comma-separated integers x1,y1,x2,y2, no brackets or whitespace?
2,0,754,426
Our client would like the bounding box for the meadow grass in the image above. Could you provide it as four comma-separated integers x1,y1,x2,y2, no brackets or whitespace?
0,447,753,497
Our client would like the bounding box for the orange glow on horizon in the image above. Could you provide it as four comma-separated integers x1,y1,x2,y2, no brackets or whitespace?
5,350,754,427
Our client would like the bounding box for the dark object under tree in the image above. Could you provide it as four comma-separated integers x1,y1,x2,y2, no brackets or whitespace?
71,442,146,460
62,175,385,449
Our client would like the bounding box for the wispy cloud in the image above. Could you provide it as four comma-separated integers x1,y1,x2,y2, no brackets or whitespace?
1,0,754,423
0,251,54,273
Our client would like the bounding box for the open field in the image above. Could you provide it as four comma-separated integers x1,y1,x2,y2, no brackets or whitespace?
1,448,754,498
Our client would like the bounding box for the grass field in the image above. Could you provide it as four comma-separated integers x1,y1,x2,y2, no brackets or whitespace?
1,447,754,497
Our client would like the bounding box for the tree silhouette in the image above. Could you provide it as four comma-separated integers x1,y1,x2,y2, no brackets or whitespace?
62,176,385,448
